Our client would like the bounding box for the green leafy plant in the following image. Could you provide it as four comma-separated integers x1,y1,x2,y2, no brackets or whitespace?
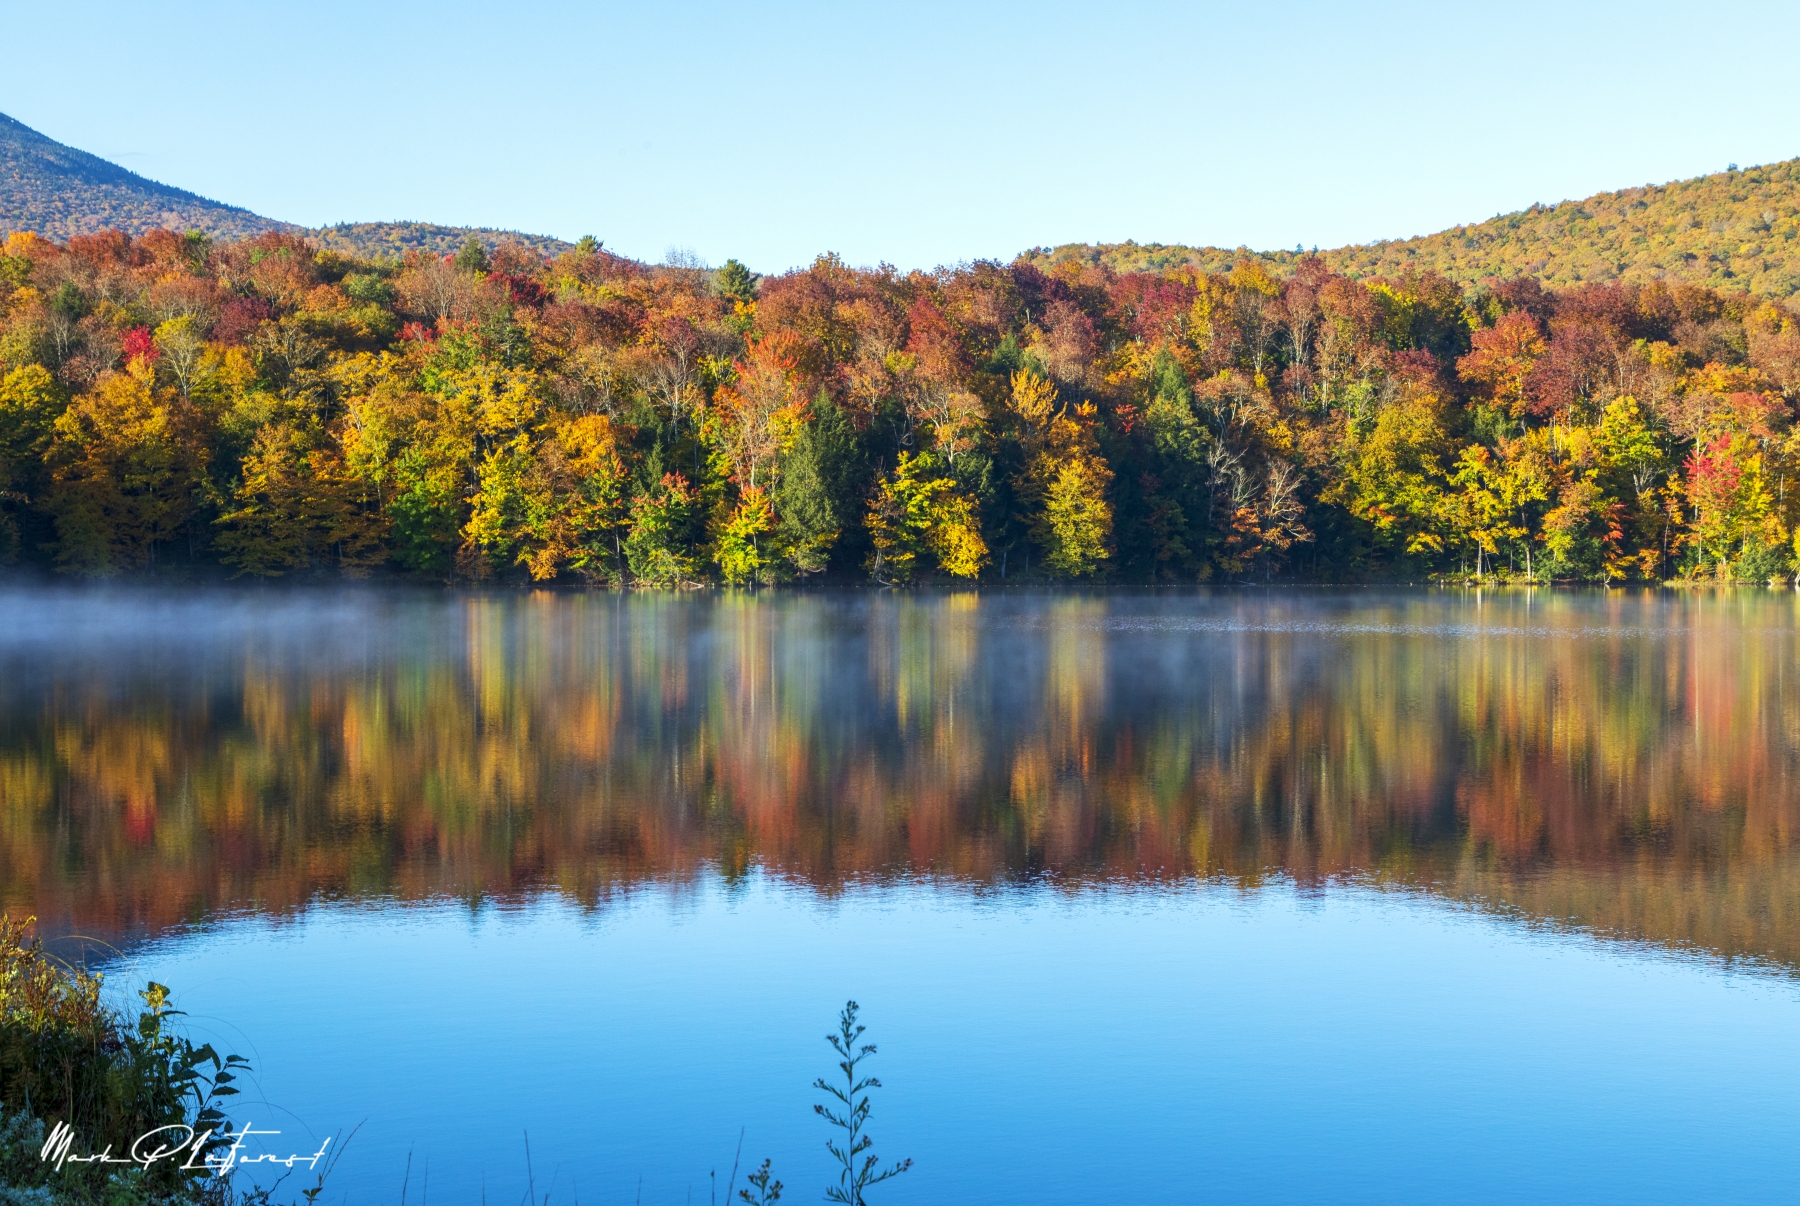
0,915,334,1206
812,1001,911,1206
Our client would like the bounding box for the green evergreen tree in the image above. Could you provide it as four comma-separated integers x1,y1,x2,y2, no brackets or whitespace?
716,258,758,305
775,393,861,576
453,236,490,275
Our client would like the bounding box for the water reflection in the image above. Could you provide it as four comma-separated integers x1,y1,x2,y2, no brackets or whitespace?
3,587,1798,968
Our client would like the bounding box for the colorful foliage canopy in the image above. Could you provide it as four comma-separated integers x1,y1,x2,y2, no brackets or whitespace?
3,224,1800,584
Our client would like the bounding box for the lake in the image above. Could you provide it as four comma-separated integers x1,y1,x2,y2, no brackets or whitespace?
5,587,1800,1204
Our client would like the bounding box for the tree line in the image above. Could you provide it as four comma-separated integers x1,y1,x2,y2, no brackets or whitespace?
1,226,1798,584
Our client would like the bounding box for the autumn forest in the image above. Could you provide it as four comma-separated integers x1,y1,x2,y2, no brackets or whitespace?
2,226,1799,585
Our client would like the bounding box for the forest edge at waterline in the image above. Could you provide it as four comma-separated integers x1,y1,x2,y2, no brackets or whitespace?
5,219,1800,588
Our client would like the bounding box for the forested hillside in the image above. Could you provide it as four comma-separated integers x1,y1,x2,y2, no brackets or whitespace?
1029,159,1800,298
309,222,573,260
0,112,571,262
2,228,1798,585
0,112,284,242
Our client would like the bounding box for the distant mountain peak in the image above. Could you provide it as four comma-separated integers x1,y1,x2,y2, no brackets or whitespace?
0,110,289,240
0,113,572,260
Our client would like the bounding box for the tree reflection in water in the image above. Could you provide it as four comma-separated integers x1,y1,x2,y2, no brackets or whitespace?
2,587,1796,969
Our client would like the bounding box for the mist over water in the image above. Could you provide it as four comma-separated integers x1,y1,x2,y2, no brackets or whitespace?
6,587,1800,1202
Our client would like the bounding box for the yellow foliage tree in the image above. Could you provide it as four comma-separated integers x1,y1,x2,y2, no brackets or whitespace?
47,368,207,576
864,452,987,583
716,486,777,585
0,364,62,562
464,399,628,583
1324,387,1454,559
1007,369,1114,578
215,423,387,577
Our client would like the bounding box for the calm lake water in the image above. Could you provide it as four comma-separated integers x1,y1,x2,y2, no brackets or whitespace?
5,587,1800,1204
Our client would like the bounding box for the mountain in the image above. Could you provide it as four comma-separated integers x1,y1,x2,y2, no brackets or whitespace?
1021,158,1800,296
0,111,288,241
9,108,1796,290
0,112,571,260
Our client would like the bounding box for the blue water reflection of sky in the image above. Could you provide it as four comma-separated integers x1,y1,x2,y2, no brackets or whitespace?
118,877,1800,1206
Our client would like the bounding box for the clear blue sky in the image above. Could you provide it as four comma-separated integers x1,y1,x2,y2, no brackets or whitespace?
6,0,1797,273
